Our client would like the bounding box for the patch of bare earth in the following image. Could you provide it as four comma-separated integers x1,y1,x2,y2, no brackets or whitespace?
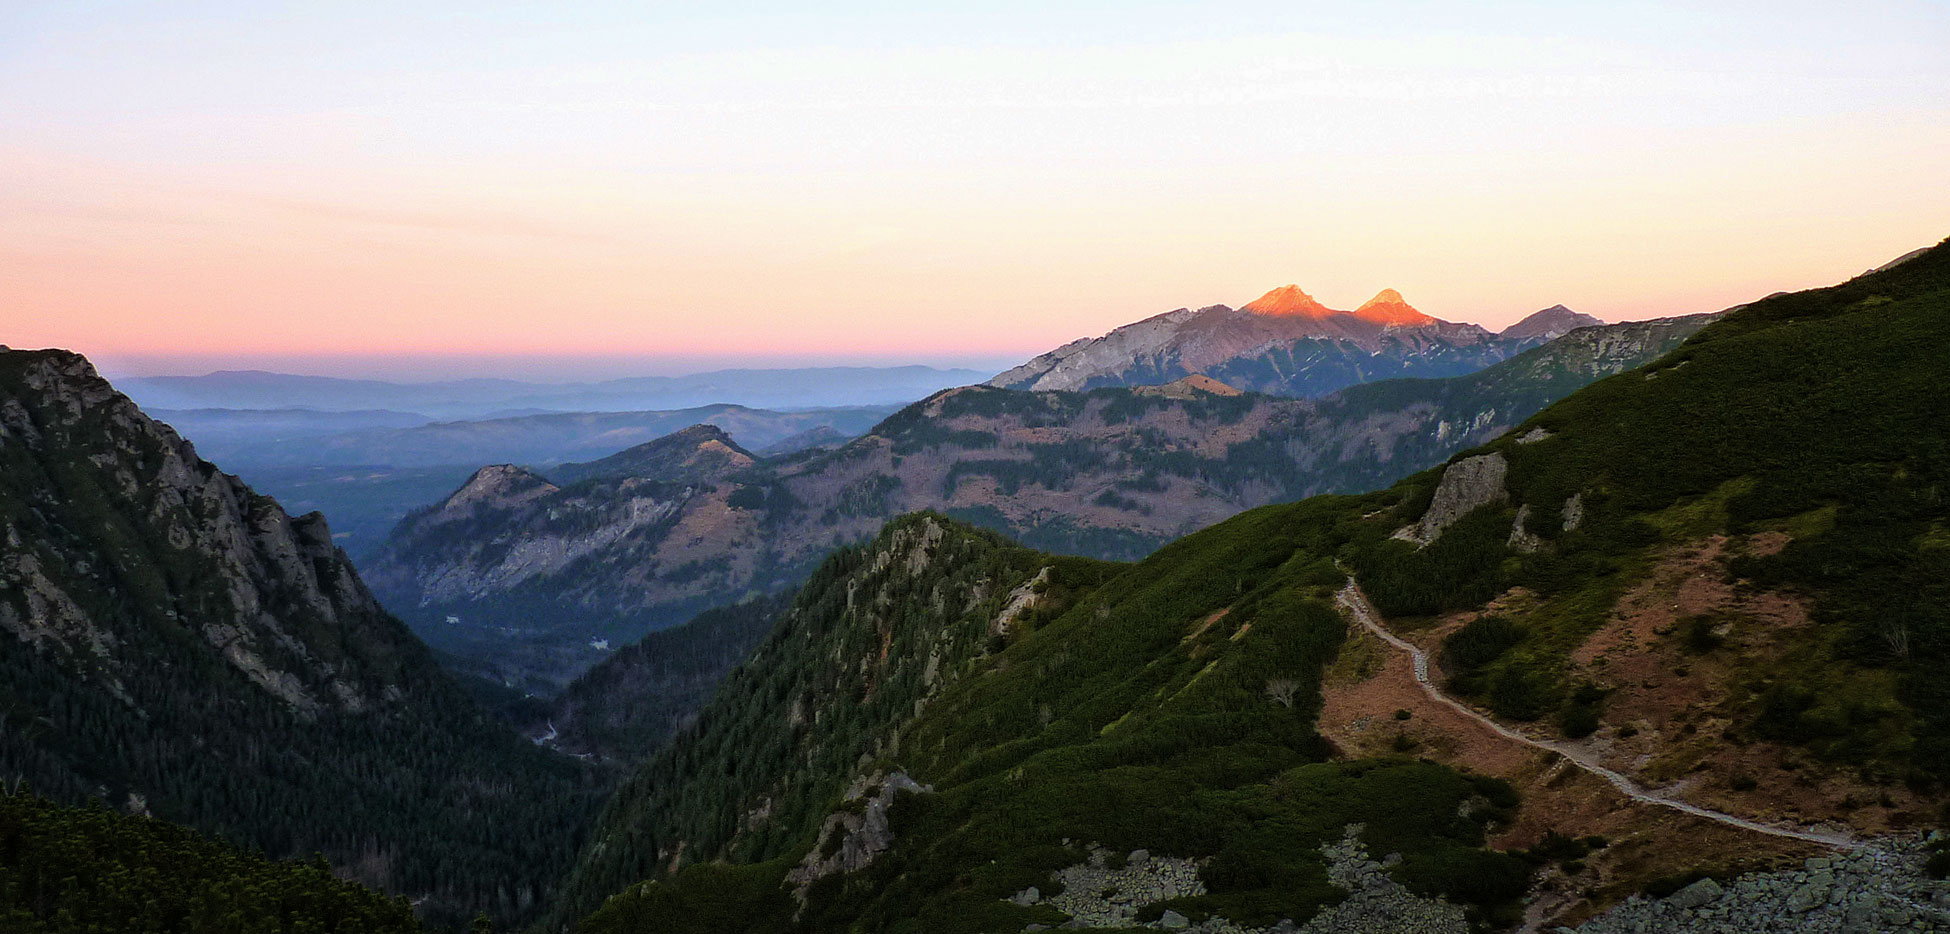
1318,545,1845,930
1567,533,1929,837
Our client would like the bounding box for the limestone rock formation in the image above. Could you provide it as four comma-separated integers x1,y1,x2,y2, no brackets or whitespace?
1395,452,1509,546
0,348,415,714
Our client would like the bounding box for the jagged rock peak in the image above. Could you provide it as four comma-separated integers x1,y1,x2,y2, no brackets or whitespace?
1353,289,1435,326
1241,284,1334,318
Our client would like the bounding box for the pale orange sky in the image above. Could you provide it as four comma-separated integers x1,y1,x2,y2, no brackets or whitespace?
3,3,1946,378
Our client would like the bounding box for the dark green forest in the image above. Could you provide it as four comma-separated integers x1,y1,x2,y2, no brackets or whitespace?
0,350,600,928
0,789,423,934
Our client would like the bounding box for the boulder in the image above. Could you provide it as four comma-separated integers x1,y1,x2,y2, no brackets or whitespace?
1395,452,1509,545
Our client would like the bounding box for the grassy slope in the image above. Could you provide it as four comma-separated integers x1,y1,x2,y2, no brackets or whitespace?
573,499,1531,932
566,238,1949,932
1352,237,1950,774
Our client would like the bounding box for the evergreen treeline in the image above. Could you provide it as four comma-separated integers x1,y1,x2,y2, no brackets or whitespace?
0,788,422,934
548,514,1117,926
541,595,790,763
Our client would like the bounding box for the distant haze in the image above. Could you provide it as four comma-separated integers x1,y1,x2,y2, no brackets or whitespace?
4,3,1946,363
90,352,1022,383
115,365,992,418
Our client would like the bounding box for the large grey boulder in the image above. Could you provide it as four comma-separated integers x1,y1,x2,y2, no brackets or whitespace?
1395,452,1509,545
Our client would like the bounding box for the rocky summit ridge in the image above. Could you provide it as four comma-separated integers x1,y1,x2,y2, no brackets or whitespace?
1240,284,1335,318
1351,288,1437,326
987,284,1609,397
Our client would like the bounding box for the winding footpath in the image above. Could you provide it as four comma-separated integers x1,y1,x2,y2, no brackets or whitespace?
1334,577,1859,850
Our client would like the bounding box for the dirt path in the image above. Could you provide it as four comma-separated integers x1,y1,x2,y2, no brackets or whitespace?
1335,578,1858,850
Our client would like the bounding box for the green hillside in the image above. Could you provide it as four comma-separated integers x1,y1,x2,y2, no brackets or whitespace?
553,238,1949,932
1350,237,1950,774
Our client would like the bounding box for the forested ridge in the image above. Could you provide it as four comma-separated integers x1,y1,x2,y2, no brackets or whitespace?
0,788,425,934
0,348,599,928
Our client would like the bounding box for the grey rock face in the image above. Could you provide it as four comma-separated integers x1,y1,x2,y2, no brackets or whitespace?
0,349,410,714
1396,452,1509,545
787,771,932,900
1508,503,1545,553
1561,492,1585,532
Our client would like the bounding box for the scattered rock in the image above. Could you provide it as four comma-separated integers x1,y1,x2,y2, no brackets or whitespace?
1574,837,1949,933
1038,846,1205,927
1516,427,1553,444
1668,877,1722,910
1017,826,1467,932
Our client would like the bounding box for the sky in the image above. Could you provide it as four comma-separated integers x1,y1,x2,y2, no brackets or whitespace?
2,1,1946,380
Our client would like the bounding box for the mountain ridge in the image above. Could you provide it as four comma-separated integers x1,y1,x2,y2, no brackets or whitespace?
369,312,1715,700
551,236,1950,934
0,348,595,925
985,287,1611,397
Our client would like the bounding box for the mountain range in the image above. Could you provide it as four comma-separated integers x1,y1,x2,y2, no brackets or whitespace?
988,288,1602,396
550,240,1950,932
145,403,896,561
2,240,1945,934
151,403,894,470
366,312,1713,694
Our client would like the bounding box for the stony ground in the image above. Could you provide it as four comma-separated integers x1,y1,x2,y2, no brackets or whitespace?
1014,825,1467,933
1568,836,1950,933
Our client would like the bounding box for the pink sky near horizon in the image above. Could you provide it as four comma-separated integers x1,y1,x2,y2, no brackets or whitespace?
3,3,1946,380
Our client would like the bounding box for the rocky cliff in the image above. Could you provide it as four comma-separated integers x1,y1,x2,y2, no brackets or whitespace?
0,347,594,925
0,349,413,713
